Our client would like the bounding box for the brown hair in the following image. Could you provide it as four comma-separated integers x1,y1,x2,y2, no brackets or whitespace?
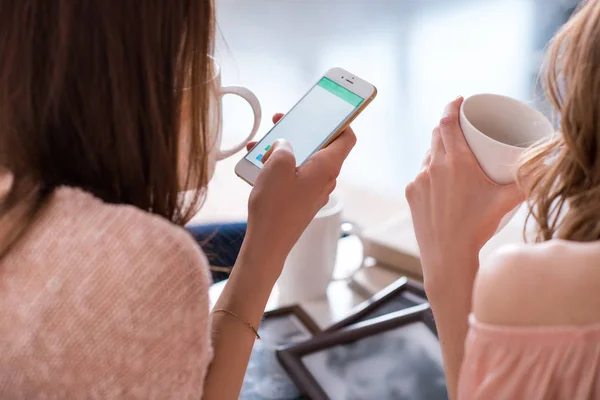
518,0,600,242
0,0,215,254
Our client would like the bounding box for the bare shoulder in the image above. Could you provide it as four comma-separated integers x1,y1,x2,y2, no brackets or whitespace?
474,240,600,326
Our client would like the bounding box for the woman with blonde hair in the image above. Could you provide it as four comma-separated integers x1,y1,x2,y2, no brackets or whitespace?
0,0,355,398
407,1,600,398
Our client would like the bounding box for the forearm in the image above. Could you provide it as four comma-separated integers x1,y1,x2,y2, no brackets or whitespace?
202,246,282,400
426,254,479,400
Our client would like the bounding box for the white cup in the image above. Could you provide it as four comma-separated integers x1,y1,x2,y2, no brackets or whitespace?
277,197,343,303
180,57,261,186
204,57,261,179
210,57,261,159
459,94,554,230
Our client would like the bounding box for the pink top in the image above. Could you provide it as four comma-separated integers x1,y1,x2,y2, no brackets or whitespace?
459,314,600,399
0,186,213,398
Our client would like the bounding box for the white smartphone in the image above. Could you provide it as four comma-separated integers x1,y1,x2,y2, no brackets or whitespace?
235,67,377,185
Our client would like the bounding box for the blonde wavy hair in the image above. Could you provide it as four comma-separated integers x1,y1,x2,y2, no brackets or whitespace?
518,0,600,242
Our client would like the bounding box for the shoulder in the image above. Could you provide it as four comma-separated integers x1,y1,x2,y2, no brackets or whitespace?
52,186,207,256
473,240,600,326
38,188,213,396
40,186,212,293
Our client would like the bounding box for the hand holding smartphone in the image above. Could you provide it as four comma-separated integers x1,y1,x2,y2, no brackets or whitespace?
235,67,377,185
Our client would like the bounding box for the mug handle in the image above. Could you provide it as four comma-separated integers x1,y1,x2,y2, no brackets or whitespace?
334,221,368,281
341,221,362,239
217,86,262,160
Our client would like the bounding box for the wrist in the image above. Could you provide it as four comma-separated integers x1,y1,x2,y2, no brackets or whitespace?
220,248,283,316
423,251,479,303
235,238,287,287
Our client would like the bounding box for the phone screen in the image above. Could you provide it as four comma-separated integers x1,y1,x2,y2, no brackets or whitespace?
245,77,364,168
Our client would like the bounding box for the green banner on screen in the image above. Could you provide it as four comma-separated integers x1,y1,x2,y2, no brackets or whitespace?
317,77,364,107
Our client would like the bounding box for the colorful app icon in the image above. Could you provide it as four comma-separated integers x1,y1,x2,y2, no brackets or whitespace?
256,154,263,162
264,145,271,151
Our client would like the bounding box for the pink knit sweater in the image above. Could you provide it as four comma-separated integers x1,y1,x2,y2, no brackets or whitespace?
0,187,213,398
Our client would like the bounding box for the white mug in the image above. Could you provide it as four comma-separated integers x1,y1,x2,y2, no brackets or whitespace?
277,197,343,303
205,57,261,177
459,94,555,230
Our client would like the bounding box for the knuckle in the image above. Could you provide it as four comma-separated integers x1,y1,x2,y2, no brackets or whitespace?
347,130,357,147
247,191,261,213
322,160,340,181
405,182,416,201
406,173,429,201
452,146,469,158
327,170,338,183
439,114,459,129
415,170,430,186
327,179,337,194
270,150,295,169
447,153,471,170
445,153,460,166
428,160,444,175
428,162,442,176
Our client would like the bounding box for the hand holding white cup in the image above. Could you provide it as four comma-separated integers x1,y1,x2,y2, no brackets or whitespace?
459,94,555,231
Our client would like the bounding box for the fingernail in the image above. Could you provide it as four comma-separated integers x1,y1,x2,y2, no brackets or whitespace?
273,139,294,153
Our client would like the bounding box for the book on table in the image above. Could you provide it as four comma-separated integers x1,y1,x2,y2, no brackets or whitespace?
360,207,529,280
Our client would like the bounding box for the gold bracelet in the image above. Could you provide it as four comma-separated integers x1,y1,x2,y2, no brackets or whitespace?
209,265,233,273
212,308,261,340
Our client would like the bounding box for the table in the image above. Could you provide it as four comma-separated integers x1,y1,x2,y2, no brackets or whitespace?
210,235,430,399
209,235,411,329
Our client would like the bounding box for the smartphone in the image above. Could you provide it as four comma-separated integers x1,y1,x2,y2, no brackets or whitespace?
235,67,377,185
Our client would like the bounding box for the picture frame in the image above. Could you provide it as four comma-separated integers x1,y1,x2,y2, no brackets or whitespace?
263,305,322,335
240,305,320,400
324,276,429,332
277,305,447,400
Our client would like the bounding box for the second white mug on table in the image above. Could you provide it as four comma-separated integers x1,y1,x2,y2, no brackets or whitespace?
277,196,361,303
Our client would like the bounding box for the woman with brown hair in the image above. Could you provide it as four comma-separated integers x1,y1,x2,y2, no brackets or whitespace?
407,1,600,398
0,0,355,398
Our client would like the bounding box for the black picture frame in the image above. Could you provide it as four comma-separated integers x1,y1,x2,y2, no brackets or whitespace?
263,305,322,335
324,276,429,332
240,305,320,400
277,305,447,400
